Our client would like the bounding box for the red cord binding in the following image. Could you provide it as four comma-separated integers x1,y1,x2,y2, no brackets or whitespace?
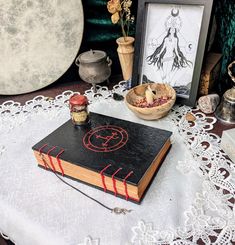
123,171,134,201
111,168,122,196
100,164,111,192
38,144,48,169
46,146,57,172
56,149,65,176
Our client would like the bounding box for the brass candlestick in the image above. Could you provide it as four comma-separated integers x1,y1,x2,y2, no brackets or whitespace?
215,61,235,124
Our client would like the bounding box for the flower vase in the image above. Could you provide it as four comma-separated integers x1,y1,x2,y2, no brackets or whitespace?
116,36,135,81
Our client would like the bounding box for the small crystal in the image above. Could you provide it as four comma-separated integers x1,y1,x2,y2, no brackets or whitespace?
198,94,220,114
185,112,196,122
113,93,124,101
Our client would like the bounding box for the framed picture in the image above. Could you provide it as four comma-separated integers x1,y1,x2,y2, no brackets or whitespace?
132,0,214,106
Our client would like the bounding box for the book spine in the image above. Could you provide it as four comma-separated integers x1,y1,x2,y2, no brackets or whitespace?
99,165,135,201
99,164,112,192
35,144,139,202
38,144,65,176
98,164,138,201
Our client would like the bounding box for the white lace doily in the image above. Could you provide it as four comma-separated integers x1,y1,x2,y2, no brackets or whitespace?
0,82,234,245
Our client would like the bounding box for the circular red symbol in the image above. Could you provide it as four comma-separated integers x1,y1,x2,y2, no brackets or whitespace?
83,125,128,152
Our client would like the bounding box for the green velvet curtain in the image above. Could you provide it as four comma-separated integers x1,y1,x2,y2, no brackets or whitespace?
80,0,137,75
214,0,235,91
80,0,235,91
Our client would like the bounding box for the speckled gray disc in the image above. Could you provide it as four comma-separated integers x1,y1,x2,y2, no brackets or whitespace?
0,0,84,95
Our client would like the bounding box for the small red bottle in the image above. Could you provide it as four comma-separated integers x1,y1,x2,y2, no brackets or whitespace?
69,95,89,126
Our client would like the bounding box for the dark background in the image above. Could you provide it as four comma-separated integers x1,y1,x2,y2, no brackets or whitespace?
57,0,235,95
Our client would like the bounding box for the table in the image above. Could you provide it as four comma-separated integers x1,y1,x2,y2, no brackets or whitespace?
0,82,235,245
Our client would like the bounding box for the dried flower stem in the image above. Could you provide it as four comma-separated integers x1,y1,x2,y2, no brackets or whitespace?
120,13,127,40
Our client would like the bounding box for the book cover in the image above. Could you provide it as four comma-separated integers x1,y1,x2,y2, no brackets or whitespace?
32,112,172,202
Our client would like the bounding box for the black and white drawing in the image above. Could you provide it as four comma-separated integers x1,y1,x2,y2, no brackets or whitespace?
140,4,204,97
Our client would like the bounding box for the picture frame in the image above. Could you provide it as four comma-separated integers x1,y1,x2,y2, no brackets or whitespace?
132,0,214,106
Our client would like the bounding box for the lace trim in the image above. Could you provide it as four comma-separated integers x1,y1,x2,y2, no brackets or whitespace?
131,106,235,244
1,81,234,244
0,82,127,133
0,230,16,244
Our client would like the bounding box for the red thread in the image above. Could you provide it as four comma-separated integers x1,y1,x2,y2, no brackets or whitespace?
39,144,48,153
123,171,134,201
41,158,49,169
129,196,139,202
100,164,111,192
47,146,57,172
38,144,48,169
56,149,65,176
112,168,122,196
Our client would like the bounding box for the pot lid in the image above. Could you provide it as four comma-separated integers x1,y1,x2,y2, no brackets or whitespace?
78,50,107,63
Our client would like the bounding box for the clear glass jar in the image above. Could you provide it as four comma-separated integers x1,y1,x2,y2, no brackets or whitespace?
69,95,89,126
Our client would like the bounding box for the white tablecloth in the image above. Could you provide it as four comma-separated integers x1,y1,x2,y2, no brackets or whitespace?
0,83,234,245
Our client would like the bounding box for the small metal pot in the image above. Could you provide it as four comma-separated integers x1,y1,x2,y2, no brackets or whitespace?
75,50,112,92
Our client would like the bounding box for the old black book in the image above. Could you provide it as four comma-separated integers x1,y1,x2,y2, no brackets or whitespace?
32,112,172,202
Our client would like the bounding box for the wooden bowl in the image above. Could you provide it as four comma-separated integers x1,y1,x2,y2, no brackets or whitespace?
125,83,176,120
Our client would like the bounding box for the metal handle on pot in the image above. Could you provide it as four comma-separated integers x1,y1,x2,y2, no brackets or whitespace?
107,57,112,67
228,61,235,83
75,57,80,67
